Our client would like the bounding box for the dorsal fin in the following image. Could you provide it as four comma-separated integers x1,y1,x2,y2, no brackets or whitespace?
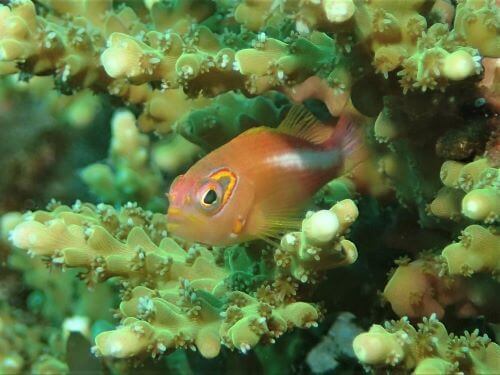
277,105,334,145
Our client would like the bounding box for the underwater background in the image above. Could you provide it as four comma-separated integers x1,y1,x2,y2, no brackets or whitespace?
0,0,498,374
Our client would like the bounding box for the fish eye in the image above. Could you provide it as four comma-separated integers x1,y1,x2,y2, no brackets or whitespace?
202,189,218,206
197,180,223,213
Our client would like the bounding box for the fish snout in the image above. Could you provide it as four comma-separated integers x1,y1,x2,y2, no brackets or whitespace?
166,221,180,235
167,206,181,217
166,206,184,231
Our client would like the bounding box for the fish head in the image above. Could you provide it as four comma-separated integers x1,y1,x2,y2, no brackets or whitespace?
166,166,255,245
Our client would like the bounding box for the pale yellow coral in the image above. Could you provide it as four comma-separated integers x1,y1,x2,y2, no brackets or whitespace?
233,0,271,30
374,109,400,143
353,315,500,374
0,1,39,62
277,199,358,283
429,187,464,221
243,33,336,93
0,306,68,374
454,0,500,57
0,0,144,87
80,110,162,207
461,188,500,221
428,157,499,278
152,134,201,174
0,0,214,136
95,286,319,359
322,0,356,24
138,89,210,134
10,202,168,270
442,224,499,277
441,49,480,80
101,26,241,95
101,32,181,83
430,158,499,223
10,201,357,359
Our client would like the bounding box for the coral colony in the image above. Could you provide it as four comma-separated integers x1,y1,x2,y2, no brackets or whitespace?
0,0,498,374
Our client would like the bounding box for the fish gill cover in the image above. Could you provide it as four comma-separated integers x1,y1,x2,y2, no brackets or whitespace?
0,0,498,374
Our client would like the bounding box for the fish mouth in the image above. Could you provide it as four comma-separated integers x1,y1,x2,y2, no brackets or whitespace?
166,207,182,223
166,216,183,235
167,207,181,215
166,222,180,231
166,207,183,235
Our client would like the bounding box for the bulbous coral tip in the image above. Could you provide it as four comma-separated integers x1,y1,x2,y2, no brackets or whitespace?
340,239,358,263
352,334,383,364
323,0,356,23
101,33,146,79
302,209,340,244
112,109,136,127
414,358,453,375
195,329,221,359
9,222,35,249
0,353,23,373
144,0,161,10
441,50,478,81
95,329,143,358
461,188,499,221
62,316,90,340
0,46,7,61
227,318,261,351
0,212,22,239
283,302,319,328
101,48,130,78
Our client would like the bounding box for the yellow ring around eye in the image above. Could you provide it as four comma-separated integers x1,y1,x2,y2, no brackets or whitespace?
209,168,237,206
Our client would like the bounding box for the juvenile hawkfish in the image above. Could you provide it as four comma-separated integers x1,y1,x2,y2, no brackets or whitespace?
167,106,360,246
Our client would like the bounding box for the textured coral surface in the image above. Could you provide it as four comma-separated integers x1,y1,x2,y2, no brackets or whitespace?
0,0,498,373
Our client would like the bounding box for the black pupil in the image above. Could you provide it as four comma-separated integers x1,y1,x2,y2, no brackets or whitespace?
203,189,217,205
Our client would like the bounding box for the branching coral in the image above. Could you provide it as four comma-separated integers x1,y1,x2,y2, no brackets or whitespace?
0,305,68,374
1,0,492,135
10,201,168,282
0,0,116,91
454,0,500,57
443,224,499,278
0,75,101,128
353,314,500,374
1,0,499,372
152,134,202,175
430,158,499,224
0,0,229,133
383,255,499,320
236,0,487,92
429,157,499,277
10,199,359,359
0,74,107,212
277,199,359,283
81,110,163,209
383,156,499,319
101,25,246,95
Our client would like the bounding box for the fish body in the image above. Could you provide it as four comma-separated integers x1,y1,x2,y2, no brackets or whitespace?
167,106,357,246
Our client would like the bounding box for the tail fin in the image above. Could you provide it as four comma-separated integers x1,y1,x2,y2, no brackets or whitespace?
324,115,368,176
322,115,357,153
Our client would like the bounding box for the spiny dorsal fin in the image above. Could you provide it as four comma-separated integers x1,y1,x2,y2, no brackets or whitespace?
277,105,334,145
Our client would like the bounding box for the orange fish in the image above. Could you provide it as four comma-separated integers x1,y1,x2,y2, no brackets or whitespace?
166,106,360,246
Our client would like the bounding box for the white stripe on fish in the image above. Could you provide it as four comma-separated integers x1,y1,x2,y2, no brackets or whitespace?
266,149,340,171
